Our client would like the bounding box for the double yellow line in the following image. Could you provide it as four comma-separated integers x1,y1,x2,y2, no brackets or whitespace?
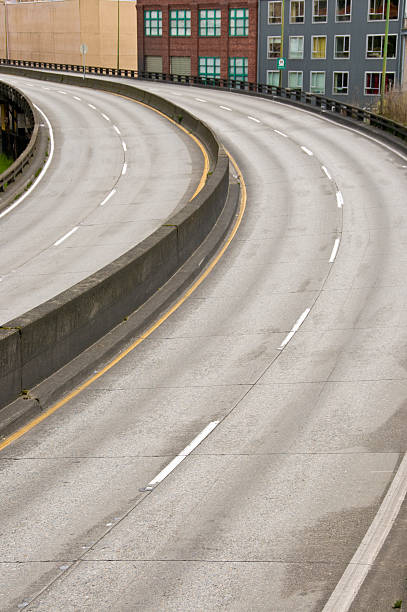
0,95,246,453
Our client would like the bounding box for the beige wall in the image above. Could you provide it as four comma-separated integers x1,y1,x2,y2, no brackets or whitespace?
0,0,137,69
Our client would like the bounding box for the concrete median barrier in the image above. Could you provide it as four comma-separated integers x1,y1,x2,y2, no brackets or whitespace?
0,69,233,411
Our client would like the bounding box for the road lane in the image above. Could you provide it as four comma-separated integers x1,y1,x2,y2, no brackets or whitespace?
1,79,407,611
0,76,202,324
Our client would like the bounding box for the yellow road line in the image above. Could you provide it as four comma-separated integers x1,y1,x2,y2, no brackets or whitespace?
111,92,209,201
0,148,246,453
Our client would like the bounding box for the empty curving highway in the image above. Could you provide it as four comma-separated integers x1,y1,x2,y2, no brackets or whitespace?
1,77,407,611
0,75,203,324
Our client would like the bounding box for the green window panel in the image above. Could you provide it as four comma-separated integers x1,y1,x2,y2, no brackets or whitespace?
199,57,221,79
144,10,162,36
288,71,303,88
310,71,326,94
170,10,191,37
228,57,248,81
267,71,280,86
229,8,249,36
199,9,221,36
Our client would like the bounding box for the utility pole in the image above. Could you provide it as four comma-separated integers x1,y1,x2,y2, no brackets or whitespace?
117,0,120,71
4,0,9,61
380,0,391,111
279,0,285,88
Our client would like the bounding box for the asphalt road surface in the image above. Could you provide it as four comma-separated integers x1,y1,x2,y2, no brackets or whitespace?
0,75,202,324
1,79,407,611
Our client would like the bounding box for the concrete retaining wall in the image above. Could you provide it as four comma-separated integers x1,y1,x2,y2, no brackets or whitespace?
0,69,230,408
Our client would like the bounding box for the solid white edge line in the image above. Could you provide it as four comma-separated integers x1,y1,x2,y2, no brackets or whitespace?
122,163,127,175
54,226,79,247
336,191,344,208
113,125,121,135
122,141,127,152
322,453,407,612
88,103,96,110
248,116,261,123
301,146,314,156
145,421,220,490
0,104,55,220
100,189,117,207
278,308,311,350
274,129,288,138
219,105,232,111
322,165,332,180
329,238,340,263
102,113,110,121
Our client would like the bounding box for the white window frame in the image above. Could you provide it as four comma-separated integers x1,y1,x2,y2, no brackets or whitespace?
334,34,351,59
310,71,326,94
267,35,282,58
289,0,305,23
288,70,303,88
267,70,280,86
311,35,327,59
289,35,304,59
335,0,352,22
364,71,396,95
366,34,398,59
268,0,282,24
312,0,328,23
332,71,349,94
368,0,400,21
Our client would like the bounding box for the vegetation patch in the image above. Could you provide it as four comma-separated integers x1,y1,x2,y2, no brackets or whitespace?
0,152,13,174
376,89,407,126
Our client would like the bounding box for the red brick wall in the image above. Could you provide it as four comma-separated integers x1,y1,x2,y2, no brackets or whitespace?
137,0,258,81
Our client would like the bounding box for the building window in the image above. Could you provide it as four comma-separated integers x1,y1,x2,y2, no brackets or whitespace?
199,57,221,79
269,1,282,23
144,10,162,36
288,71,303,88
334,35,350,58
229,8,249,36
313,0,327,22
310,71,326,93
267,70,280,86
289,36,304,58
368,0,399,20
290,0,305,22
268,36,282,58
199,10,221,36
229,57,248,81
312,36,327,59
366,34,397,58
170,56,192,75
336,0,351,21
333,71,349,94
365,71,395,94
145,56,163,72
170,10,191,36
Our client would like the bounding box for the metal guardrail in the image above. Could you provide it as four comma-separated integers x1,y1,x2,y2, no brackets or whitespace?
0,80,38,192
1,56,406,145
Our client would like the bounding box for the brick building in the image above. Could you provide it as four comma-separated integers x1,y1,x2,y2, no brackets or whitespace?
137,0,258,82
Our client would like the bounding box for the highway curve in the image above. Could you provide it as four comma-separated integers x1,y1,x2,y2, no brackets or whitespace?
1,79,407,611
0,75,203,324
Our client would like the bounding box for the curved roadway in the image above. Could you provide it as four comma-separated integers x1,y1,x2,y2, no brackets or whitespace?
0,75,202,324
1,78,407,611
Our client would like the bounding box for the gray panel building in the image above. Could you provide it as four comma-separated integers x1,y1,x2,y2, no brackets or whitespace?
257,0,407,105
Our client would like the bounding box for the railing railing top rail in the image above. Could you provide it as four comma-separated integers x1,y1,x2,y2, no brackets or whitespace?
0,57,406,145
0,79,39,192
